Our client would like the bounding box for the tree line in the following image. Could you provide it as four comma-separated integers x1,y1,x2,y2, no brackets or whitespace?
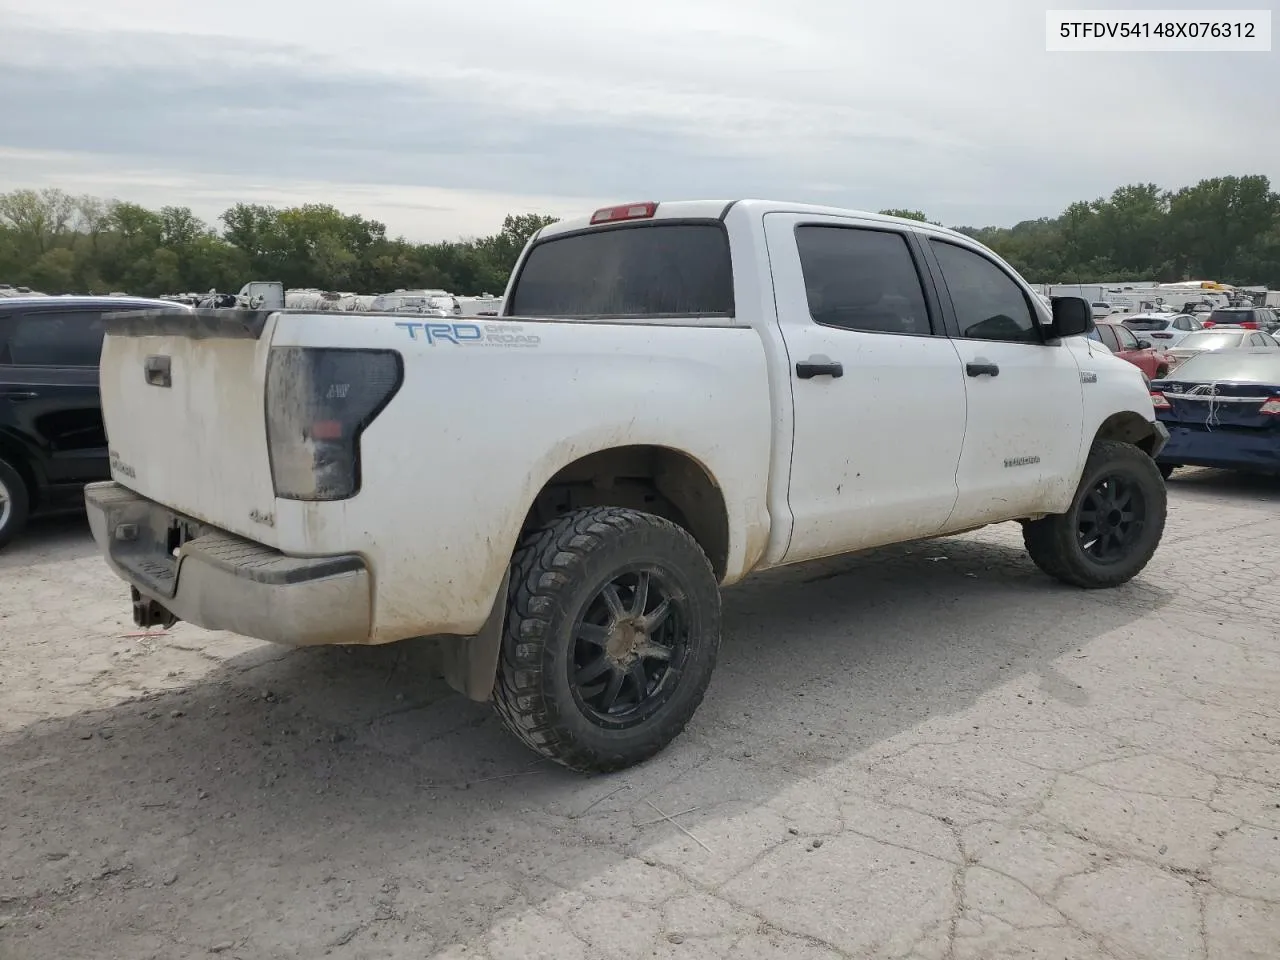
2,174,1278,298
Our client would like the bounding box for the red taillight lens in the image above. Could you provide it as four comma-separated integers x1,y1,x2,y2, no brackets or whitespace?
1150,390,1171,410
590,202,658,225
1242,322,1258,329
1259,396,1280,416
266,347,402,501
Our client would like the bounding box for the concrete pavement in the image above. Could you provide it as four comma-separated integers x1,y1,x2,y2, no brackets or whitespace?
1,467,1277,959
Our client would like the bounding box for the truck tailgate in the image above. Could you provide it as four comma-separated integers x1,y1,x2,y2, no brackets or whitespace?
99,309,280,546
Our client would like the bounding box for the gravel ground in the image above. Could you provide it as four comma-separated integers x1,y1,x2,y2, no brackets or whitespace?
1,467,1278,960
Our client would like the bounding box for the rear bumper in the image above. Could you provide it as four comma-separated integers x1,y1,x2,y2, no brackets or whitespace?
1155,423,1280,471
85,481,372,645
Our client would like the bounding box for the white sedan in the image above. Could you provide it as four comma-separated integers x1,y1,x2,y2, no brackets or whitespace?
1120,313,1205,351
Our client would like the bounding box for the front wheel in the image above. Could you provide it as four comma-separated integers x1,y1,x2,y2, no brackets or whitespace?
492,506,721,773
1023,440,1166,589
0,458,32,551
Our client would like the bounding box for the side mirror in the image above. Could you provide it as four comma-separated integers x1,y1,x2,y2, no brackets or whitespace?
1137,338,1153,349
1049,296,1092,338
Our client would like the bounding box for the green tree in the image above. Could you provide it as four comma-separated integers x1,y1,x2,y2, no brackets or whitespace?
878,208,933,223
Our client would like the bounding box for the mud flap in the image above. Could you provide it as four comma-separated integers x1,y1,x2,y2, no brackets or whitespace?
439,569,510,702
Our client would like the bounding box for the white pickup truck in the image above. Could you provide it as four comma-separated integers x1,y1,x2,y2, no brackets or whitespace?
86,200,1168,773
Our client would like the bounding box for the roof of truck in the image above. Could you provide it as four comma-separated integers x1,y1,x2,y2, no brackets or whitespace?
536,200,974,243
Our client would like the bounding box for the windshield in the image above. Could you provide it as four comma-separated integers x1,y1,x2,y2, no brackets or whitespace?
1177,332,1247,350
1166,350,1280,383
508,223,734,318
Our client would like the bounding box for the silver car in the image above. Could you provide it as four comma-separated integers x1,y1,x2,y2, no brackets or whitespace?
1164,328,1280,371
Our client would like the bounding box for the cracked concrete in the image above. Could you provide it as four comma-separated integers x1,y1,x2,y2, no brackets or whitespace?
1,467,1278,959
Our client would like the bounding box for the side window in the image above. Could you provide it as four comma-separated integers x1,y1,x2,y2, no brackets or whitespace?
1095,325,1118,351
1172,317,1187,331
1248,333,1267,346
929,240,1040,343
794,226,934,335
1114,325,1139,349
6,310,105,367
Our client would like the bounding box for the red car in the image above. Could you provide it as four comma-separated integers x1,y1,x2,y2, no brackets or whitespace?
1090,321,1169,380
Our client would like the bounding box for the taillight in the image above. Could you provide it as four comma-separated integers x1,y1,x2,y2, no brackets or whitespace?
1150,390,1171,410
590,202,658,225
265,347,402,500
1260,396,1280,416
1151,332,1173,339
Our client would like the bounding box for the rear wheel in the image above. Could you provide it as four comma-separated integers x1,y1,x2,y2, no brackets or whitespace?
492,506,721,773
0,458,32,550
1023,440,1166,589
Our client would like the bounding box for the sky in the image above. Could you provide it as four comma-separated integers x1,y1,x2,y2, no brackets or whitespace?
0,0,1277,242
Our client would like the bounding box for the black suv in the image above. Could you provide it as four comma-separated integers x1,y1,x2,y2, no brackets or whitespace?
0,296,185,547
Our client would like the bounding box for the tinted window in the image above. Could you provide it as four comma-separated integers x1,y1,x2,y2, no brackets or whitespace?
1125,317,1169,331
1208,309,1255,325
794,226,932,335
930,240,1039,343
5,310,105,366
508,223,733,318
1095,324,1118,351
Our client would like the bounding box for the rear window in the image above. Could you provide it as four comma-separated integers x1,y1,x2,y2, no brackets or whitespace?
1208,309,1255,324
508,223,734,318
1167,350,1280,383
1178,332,1247,350
1123,317,1169,330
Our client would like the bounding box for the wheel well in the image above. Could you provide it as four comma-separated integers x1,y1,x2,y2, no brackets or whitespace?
1093,412,1160,455
521,446,730,579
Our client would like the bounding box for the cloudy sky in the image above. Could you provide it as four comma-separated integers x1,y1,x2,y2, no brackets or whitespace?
1,0,1276,241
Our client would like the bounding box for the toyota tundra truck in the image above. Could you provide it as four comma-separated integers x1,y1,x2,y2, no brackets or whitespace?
86,200,1169,773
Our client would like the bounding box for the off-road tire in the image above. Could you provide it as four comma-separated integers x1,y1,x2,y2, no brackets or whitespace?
1023,440,1166,589
0,458,31,551
492,506,721,773
1158,463,1176,480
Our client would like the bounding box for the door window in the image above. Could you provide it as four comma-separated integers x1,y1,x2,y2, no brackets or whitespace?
794,226,934,336
1113,325,1139,350
1095,324,1119,351
5,310,106,366
929,240,1040,343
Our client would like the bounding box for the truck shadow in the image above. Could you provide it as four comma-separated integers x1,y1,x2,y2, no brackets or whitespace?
0,530,1173,958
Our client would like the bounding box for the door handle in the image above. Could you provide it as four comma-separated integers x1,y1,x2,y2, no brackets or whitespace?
966,362,1000,378
0,390,38,401
144,355,171,388
796,359,844,380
